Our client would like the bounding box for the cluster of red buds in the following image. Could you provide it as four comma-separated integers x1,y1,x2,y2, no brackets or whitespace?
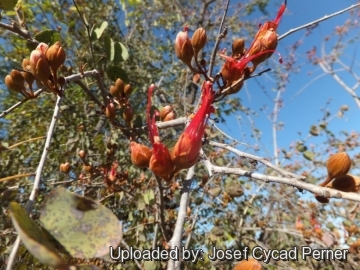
107,78,134,125
129,82,215,182
220,0,286,95
5,41,66,97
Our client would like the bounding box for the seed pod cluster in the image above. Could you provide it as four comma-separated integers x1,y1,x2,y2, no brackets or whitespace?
5,41,66,97
108,78,134,125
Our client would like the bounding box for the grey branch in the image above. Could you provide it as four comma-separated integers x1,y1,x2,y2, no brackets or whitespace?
279,3,360,41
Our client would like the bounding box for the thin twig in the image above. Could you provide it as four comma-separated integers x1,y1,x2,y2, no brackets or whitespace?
208,140,304,179
121,240,142,269
207,0,230,77
73,80,103,108
72,0,96,69
0,21,38,47
278,3,360,41
6,88,64,270
0,173,35,183
155,176,170,242
0,88,46,118
5,136,45,150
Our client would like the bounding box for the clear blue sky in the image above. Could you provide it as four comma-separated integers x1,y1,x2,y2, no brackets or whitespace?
218,0,360,166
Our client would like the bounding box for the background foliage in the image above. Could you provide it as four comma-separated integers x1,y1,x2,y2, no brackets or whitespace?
1,0,360,269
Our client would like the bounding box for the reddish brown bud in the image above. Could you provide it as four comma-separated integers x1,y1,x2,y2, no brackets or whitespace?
115,78,125,96
130,142,152,168
175,26,194,68
83,164,93,173
160,105,176,122
110,85,120,99
192,27,207,56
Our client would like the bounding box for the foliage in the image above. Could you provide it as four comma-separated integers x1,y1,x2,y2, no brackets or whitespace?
0,0,360,270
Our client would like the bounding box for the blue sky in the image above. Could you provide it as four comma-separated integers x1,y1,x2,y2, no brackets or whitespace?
218,0,360,165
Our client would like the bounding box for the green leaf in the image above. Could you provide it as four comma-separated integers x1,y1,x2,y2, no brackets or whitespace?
32,30,61,49
105,36,115,61
0,0,18,11
106,64,129,82
39,187,122,259
9,202,65,267
303,151,315,161
114,42,129,62
92,21,108,40
296,142,307,152
310,125,319,136
143,189,154,205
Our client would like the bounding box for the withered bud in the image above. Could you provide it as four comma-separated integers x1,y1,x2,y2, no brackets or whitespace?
124,84,133,98
327,152,351,179
59,162,71,174
326,174,360,192
231,38,245,59
191,27,207,56
130,141,152,168
160,105,176,122
175,26,194,68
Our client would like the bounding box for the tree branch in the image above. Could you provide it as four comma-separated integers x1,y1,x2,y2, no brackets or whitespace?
211,165,360,203
278,3,360,41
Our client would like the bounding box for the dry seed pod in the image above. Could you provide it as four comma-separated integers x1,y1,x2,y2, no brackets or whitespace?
78,150,86,160
123,105,134,124
233,258,262,270
175,26,194,68
130,141,152,168
231,38,245,59
327,174,360,192
115,78,125,96
105,102,116,122
110,85,120,99
160,105,176,122
124,84,132,98
315,195,330,204
59,162,70,174
191,27,207,56
327,152,351,179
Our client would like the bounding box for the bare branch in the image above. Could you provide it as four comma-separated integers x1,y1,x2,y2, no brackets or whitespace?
279,3,360,41
211,165,360,203
208,140,304,179
0,21,38,46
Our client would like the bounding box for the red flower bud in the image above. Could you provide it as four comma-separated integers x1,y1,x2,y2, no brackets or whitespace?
147,84,175,181
171,81,215,170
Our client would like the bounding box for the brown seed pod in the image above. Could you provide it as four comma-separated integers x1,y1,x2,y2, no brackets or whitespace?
231,38,245,59
115,78,125,96
327,152,351,179
326,174,360,192
59,162,70,174
160,105,176,122
130,141,152,168
124,84,133,98
192,27,207,56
